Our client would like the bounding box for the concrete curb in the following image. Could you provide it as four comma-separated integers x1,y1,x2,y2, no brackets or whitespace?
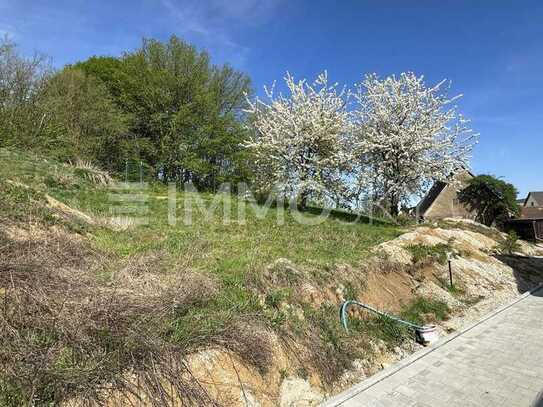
321,283,543,406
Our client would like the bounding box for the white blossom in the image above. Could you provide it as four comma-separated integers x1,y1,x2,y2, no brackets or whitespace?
244,71,351,208
245,71,478,216
351,72,478,214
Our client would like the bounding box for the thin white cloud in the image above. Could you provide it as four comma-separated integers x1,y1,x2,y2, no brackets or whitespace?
0,0,282,67
159,0,283,67
161,0,210,36
203,0,284,22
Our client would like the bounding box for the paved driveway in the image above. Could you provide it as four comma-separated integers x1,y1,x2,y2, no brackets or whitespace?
323,286,543,407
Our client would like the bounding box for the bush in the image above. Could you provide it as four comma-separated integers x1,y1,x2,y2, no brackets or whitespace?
458,175,520,227
498,231,521,255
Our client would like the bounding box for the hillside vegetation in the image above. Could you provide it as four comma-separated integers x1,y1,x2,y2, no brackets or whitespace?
2,148,543,406
0,148,401,405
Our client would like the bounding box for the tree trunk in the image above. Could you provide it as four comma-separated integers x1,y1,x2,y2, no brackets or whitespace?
389,195,400,218
299,190,309,211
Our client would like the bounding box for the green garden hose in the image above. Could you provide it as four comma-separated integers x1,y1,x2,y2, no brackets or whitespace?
339,300,437,345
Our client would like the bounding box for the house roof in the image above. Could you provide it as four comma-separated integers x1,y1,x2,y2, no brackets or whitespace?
521,206,543,219
416,169,475,217
416,181,448,216
525,192,543,206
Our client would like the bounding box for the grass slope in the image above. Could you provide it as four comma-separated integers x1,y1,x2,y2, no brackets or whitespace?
0,148,450,405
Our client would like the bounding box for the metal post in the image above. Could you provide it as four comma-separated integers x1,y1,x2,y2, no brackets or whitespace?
125,160,128,183
140,161,143,185
448,260,453,288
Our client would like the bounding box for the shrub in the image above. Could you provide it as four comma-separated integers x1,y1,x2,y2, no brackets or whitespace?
498,231,521,255
458,175,520,227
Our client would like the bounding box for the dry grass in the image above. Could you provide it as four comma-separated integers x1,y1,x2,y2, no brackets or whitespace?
72,159,113,186
219,321,274,375
0,224,271,406
361,255,409,275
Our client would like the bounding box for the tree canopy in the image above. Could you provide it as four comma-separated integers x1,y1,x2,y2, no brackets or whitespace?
245,71,478,211
458,174,520,226
244,72,350,208
1,35,253,189
74,36,253,189
0,36,51,151
1,35,484,215
39,68,128,168
351,72,478,216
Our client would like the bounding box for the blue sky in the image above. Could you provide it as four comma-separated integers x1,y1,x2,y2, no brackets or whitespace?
1,0,542,197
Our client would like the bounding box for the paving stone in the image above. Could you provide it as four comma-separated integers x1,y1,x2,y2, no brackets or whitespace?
322,287,543,407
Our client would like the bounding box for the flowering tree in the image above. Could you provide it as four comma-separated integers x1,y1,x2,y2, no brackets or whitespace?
352,72,478,216
244,72,350,209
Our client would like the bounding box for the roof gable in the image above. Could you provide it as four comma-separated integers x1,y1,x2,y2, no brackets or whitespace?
525,192,543,207
417,181,447,215
416,170,474,216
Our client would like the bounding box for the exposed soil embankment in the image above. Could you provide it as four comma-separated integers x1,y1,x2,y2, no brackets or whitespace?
184,219,543,406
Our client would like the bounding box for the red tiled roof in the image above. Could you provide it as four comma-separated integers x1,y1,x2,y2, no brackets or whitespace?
521,206,543,219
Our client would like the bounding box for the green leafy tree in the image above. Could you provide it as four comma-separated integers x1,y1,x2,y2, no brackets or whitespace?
74,36,253,190
458,175,520,226
38,68,128,169
0,36,51,150
0,38,127,171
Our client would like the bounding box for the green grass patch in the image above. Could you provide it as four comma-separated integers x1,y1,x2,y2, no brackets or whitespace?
265,288,292,309
446,284,465,296
342,297,450,352
0,179,58,225
0,148,400,279
406,243,454,265
303,304,363,381
497,231,521,255
90,188,401,284
400,297,450,326
349,314,411,349
0,147,402,351
435,275,465,297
